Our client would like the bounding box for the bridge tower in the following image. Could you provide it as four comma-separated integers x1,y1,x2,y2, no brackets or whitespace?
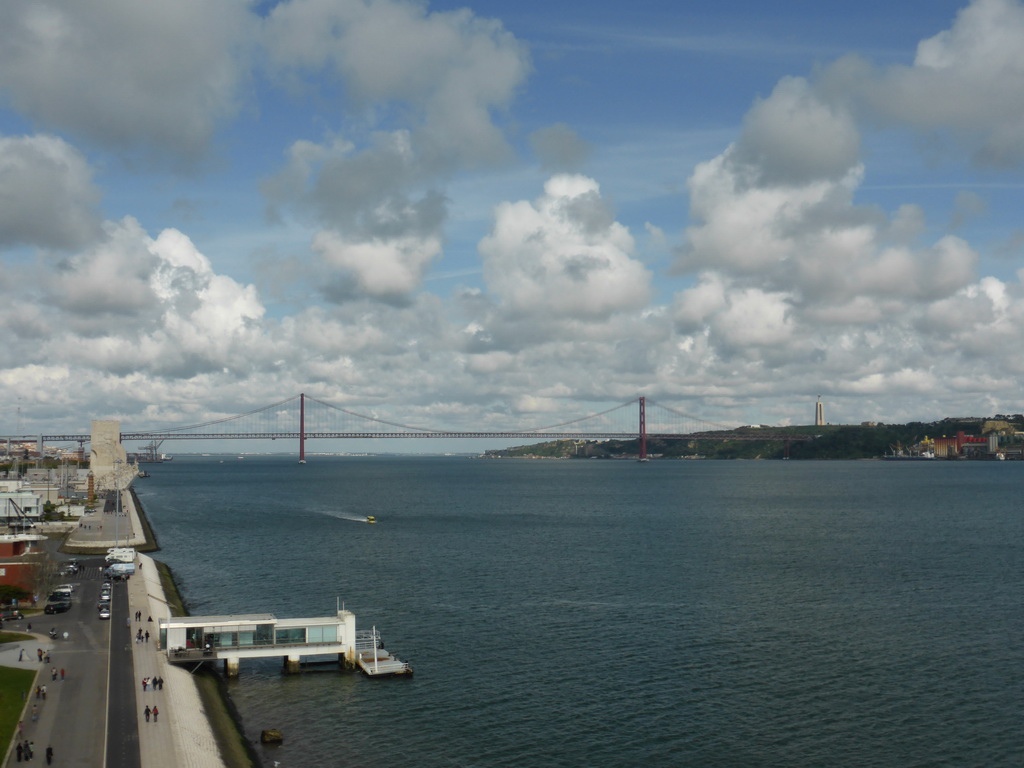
638,396,647,461
299,393,306,464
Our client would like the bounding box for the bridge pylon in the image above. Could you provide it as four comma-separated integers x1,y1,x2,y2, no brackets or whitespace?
639,396,647,461
299,392,306,464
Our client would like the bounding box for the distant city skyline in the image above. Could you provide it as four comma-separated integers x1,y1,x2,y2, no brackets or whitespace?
2,0,1024,448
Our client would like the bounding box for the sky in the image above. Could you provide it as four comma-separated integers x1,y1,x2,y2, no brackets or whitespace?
3,0,1024,451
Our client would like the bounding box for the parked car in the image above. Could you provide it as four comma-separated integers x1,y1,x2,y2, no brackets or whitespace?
98,607,111,620
44,602,70,614
0,610,24,621
47,592,71,604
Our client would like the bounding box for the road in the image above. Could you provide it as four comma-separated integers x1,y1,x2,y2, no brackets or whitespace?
4,557,141,767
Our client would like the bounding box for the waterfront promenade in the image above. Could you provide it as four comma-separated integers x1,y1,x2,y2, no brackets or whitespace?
125,551,224,768
1,490,227,767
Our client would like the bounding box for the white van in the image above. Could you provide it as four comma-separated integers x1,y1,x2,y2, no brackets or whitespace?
104,548,135,563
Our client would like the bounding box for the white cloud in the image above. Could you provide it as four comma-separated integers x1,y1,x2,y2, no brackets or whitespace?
480,174,651,320
312,230,443,300
0,134,101,249
826,0,1024,167
0,0,252,160
264,0,530,170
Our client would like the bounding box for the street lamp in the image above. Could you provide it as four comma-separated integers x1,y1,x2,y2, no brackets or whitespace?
114,459,122,547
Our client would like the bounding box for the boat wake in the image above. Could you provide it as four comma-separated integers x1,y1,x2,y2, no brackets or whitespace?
329,513,377,524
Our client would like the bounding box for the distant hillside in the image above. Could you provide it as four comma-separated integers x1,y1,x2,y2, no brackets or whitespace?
482,417,1021,460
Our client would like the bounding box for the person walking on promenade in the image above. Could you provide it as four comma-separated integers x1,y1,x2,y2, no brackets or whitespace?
18,648,24,661
144,705,151,722
45,746,53,765
41,684,46,700
152,705,159,723
145,630,150,643
31,704,37,722
16,741,22,761
51,667,56,681
36,648,42,662
60,668,64,681
142,678,148,692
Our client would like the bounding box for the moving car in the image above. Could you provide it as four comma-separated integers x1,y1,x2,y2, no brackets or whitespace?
0,610,24,621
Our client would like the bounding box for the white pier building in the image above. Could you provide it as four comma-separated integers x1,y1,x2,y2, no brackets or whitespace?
159,609,411,677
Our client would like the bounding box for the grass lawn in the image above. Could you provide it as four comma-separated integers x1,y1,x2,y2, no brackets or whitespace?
0,640,38,756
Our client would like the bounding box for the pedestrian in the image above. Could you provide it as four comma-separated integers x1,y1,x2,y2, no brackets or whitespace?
18,648,24,661
51,667,56,681
41,684,46,700
30,704,37,722
35,686,40,699
158,676,164,690
28,741,34,760
144,630,150,643
18,720,23,736
147,615,152,622
26,623,31,632
45,746,53,765
60,668,64,681
36,648,41,662
152,705,158,722
44,652,49,663
142,678,148,692
16,741,22,762
144,705,151,722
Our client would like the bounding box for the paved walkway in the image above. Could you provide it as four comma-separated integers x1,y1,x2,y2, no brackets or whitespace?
126,552,224,768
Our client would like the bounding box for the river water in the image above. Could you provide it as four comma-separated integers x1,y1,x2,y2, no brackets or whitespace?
133,456,1024,767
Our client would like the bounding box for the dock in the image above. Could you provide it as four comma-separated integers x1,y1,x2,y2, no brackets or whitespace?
356,626,414,677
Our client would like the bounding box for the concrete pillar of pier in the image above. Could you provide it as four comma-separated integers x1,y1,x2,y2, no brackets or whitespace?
283,655,301,674
339,653,355,672
224,657,240,677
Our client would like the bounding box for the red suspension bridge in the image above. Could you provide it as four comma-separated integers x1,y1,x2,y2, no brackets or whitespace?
17,394,813,461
